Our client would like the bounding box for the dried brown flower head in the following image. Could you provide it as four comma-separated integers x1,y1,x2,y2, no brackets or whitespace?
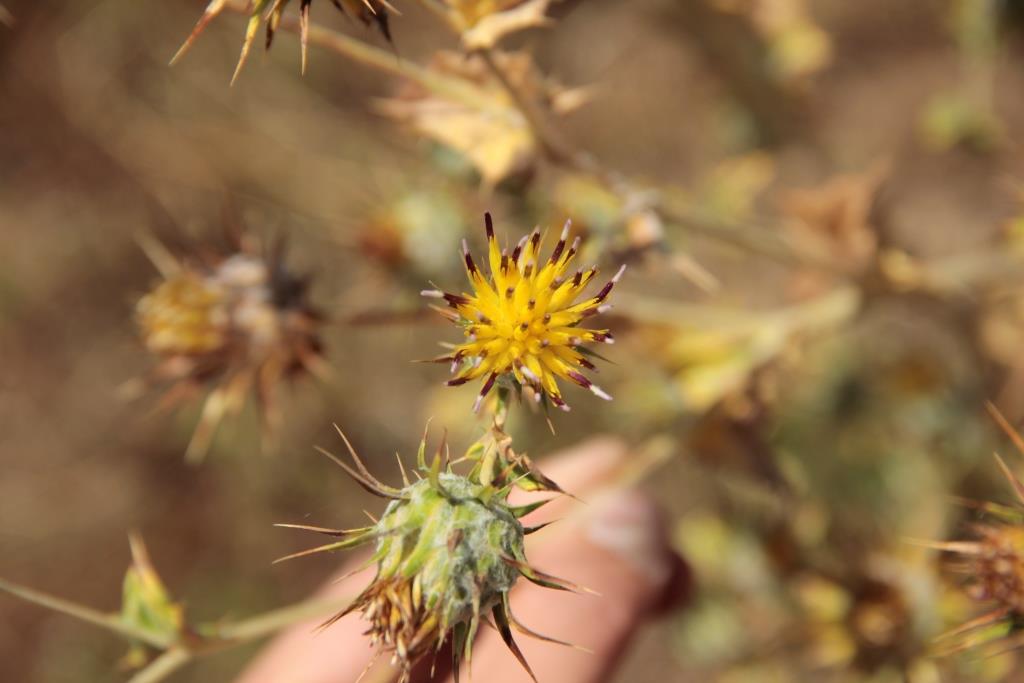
133,231,327,461
932,404,1024,656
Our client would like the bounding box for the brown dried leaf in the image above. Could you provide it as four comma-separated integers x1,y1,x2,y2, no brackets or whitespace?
379,51,578,186
460,0,554,50
779,163,888,274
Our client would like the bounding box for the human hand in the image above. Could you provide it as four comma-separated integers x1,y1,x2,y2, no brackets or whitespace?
236,437,690,683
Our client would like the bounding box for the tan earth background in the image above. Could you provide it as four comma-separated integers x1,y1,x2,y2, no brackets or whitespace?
5,1,1024,682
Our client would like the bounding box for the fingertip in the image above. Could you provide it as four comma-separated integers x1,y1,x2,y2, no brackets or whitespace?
508,436,630,524
584,491,683,608
533,435,629,484
234,559,378,683
467,490,687,683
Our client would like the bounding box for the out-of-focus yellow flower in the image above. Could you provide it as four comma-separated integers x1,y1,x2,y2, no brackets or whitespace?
133,233,327,462
424,213,622,412
137,272,228,356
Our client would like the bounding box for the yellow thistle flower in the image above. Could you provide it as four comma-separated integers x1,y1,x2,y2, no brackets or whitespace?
423,213,623,412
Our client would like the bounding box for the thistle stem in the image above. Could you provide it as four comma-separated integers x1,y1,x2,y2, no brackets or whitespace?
125,649,192,683
0,571,355,664
221,0,495,110
476,47,599,176
417,2,845,272
618,284,861,334
206,593,355,641
221,0,837,271
654,196,844,271
0,576,172,649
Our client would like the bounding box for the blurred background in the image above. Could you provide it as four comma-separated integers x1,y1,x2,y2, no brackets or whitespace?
4,0,1024,681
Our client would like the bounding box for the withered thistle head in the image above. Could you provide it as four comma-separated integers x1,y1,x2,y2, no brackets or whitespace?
277,427,582,681
959,525,1024,613
171,0,393,83
134,233,326,461
933,404,1024,655
423,213,623,413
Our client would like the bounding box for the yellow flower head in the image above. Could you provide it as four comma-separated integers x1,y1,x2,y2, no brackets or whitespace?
137,271,228,356
424,213,623,412
134,237,327,462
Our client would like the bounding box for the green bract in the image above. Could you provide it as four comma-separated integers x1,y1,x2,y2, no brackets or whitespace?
277,424,581,682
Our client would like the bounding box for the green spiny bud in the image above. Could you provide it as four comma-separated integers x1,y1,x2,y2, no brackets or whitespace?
278,426,582,682
119,534,185,669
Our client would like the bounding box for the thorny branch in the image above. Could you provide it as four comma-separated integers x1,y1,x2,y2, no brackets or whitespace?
0,576,173,649
219,0,844,272
412,1,843,271
125,649,191,683
0,574,355,683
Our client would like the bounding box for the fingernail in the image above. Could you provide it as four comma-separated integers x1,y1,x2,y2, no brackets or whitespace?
585,491,672,588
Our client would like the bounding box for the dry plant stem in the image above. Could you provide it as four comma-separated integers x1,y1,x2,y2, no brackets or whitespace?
656,199,843,271
407,0,610,178
239,0,837,272
205,592,355,641
0,574,355,675
126,649,192,683
221,0,493,110
909,248,1024,293
477,50,843,271
411,0,618,181
0,576,172,649
619,284,861,334
476,47,603,175
418,6,840,272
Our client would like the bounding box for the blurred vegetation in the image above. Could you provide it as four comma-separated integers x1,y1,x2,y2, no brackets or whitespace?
5,0,1024,681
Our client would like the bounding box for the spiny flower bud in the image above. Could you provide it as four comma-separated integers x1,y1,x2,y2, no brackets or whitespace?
277,426,582,681
960,525,1024,612
932,404,1024,656
171,0,393,83
423,213,623,413
119,534,186,669
134,234,327,462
